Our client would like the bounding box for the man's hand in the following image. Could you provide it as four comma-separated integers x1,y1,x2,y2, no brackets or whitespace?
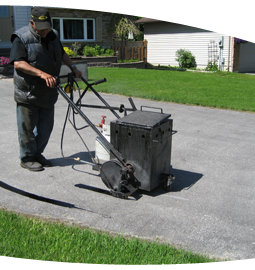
40,72,57,88
73,69,82,79
62,52,83,79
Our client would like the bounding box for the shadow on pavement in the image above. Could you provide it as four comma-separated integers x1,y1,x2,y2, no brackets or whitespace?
74,168,203,201
137,168,203,198
0,180,112,218
49,151,96,167
170,168,203,192
0,180,80,209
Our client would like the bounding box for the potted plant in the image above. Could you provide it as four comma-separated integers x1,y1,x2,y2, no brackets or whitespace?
0,56,10,75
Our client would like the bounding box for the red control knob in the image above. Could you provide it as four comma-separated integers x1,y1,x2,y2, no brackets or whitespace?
99,115,106,128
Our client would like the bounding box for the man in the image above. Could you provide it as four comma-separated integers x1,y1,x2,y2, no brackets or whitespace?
10,7,82,171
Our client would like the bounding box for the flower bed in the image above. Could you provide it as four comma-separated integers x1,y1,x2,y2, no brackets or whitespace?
0,56,13,76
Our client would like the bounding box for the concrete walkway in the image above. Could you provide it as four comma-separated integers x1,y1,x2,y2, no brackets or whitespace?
0,77,255,261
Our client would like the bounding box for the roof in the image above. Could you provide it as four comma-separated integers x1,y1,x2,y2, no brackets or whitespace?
136,5,244,23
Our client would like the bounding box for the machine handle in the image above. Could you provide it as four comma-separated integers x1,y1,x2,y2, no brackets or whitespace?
140,106,163,114
93,78,107,85
55,73,75,85
55,74,106,87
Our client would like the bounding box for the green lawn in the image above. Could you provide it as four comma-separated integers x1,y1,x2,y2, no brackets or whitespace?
0,209,218,264
83,68,255,112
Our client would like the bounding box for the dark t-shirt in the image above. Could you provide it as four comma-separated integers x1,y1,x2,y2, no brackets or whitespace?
10,30,65,65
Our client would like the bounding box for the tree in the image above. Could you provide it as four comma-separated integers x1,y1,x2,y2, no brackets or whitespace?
108,5,161,61
108,6,140,61
124,5,164,40
114,17,140,61
114,17,141,41
244,6,255,41
108,6,135,35
109,5,164,40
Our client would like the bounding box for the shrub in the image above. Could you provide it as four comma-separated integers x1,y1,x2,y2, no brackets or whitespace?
70,42,82,57
64,47,74,56
175,49,196,69
103,49,114,56
94,44,102,55
83,45,97,56
83,45,114,57
205,61,218,71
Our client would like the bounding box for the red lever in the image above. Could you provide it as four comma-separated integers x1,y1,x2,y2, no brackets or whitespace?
99,115,106,128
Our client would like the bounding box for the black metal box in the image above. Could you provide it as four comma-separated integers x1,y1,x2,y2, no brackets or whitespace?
110,109,173,191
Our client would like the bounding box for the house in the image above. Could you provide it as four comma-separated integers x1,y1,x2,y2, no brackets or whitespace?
0,6,115,57
135,18,255,73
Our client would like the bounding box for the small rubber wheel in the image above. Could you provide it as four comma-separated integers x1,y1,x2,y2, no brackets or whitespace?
162,180,172,191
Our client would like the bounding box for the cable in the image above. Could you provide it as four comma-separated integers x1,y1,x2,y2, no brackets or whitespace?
60,78,97,165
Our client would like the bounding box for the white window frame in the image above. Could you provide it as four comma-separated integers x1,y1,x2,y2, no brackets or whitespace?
52,17,96,42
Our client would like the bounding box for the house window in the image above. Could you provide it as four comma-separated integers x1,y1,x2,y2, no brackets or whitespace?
52,18,95,42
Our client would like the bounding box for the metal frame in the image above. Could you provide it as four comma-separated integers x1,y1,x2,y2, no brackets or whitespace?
56,73,139,198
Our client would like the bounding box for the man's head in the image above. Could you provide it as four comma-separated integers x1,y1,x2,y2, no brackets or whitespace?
30,7,52,38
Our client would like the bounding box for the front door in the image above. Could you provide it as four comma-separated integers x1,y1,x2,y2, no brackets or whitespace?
0,6,14,42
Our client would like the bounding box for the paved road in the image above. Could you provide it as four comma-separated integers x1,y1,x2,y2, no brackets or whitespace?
0,77,255,261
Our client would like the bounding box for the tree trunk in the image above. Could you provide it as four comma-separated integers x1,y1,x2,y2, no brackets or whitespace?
120,39,124,62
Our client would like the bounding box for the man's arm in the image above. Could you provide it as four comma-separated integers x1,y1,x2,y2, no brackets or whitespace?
11,36,57,88
12,36,82,87
14,61,57,88
14,53,82,88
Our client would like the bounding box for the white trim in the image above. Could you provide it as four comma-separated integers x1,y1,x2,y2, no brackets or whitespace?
52,17,96,42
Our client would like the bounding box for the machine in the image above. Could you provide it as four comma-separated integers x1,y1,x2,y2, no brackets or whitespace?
55,73,175,199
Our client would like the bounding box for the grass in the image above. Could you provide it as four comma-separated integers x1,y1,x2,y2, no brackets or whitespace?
0,209,218,264
81,67,255,113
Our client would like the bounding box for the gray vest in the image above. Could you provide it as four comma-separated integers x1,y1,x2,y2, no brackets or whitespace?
11,24,62,108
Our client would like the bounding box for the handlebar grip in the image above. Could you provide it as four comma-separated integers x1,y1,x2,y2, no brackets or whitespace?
93,78,107,85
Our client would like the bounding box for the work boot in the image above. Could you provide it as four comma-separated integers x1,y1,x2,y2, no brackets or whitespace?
35,154,52,167
20,161,44,171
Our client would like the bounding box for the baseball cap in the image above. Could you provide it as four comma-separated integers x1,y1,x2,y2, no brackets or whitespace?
31,7,52,30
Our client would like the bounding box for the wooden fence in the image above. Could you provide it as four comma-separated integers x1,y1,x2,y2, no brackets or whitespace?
113,40,147,63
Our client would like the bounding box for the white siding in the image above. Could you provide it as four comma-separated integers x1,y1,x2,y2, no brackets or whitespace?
14,6,32,30
145,22,233,71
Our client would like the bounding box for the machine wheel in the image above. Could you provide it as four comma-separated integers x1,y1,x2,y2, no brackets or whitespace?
161,173,175,192
100,160,138,198
162,181,172,191
100,160,122,190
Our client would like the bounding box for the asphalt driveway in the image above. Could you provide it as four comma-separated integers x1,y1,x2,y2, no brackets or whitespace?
0,77,254,261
